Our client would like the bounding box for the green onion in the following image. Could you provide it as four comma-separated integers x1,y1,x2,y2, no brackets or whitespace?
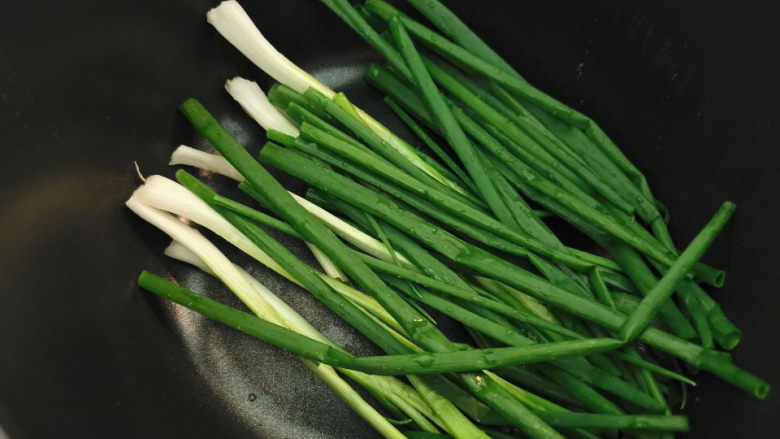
170,209,488,437
362,3,725,289
140,176,485,436
488,372,660,439
302,89,484,209
424,56,633,215
519,98,661,221
181,98,583,436
207,1,332,96
404,432,451,439
361,64,705,344
245,178,414,268
258,143,768,397
140,271,621,375
616,350,696,386
364,0,588,127
383,97,476,193
224,76,300,136
365,63,655,275
396,0,668,225
460,373,566,439
405,375,492,439
284,101,375,152
159,177,404,336
390,0,725,286
604,241,698,340
289,137,583,271
116,2,779,437
399,0,519,77
388,17,519,229
364,62,601,209
169,145,245,182
308,189,665,412
126,195,413,438
620,202,735,341
174,169,410,352
298,121,593,271
687,280,742,349
173,250,427,426
535,412,688,431
589,268,617,311
294,113,664,420
208,0,467,195
306,157,661,412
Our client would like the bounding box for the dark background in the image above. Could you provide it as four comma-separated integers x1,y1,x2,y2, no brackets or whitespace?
1,0,778,437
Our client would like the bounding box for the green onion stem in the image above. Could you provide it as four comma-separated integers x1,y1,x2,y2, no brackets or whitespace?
328,192,677,414
139,271,620,375
180,99,455,353
176,169,408,352
362,3,724,287
298,122,597,271
383,97,476,194
182,98,594,436
257,144,768,398
620,203,736,341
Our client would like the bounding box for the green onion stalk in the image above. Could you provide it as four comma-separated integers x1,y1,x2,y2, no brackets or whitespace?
266,74,659,384
139,271,622,375
207,0,470,197
210,185,678,410
363,62,710,342
180,97,567,439
125,196,410,439
256,142,767,398
620,203,735,341
215,82,667,412
129,176,491,437
306,190,666,413
348,0,723,296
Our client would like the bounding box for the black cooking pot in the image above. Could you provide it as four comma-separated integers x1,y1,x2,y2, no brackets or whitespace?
1,1,777,438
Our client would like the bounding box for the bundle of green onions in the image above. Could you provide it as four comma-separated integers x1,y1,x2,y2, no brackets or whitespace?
128,1,769,438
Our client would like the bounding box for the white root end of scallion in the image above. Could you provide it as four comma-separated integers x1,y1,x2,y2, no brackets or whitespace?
306,242,350,283
136,188,425,438
225,77,300,136
126,194,279,321
132,175,292,280
138,175,405,334
133,161,147,183
206,1,332,97
164,240,214,275
145,226,404,439
169,145,246,182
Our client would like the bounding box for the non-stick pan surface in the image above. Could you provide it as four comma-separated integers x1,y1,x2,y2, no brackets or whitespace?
1,1,778,438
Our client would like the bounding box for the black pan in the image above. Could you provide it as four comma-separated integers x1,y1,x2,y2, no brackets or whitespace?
1,1,778,438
